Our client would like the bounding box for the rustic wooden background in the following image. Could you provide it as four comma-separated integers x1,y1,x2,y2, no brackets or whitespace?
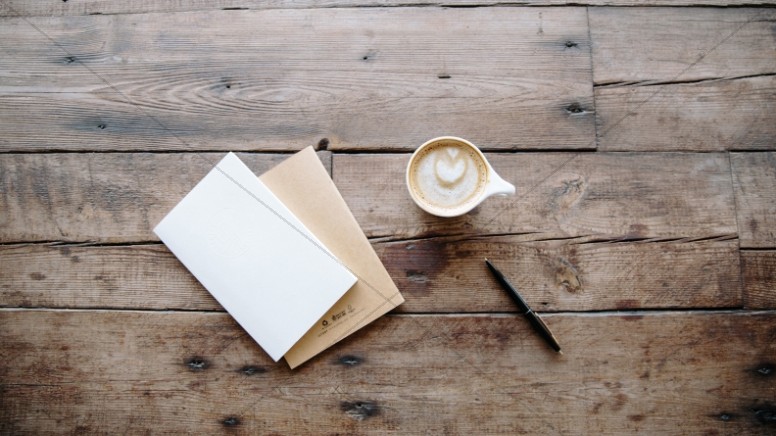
1,0,775,434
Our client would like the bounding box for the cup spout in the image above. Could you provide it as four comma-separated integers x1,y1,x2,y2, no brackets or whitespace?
485,171,516,197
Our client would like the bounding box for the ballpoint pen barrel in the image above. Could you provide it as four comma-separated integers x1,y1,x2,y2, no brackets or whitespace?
485,260,530,312
527,312,562,353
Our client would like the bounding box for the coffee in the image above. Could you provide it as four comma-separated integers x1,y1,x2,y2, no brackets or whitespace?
407,138,488,212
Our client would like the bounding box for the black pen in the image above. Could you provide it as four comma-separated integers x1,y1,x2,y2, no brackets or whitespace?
485,259,562,354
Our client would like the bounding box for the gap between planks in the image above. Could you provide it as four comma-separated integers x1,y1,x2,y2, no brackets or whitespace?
0,307,768,316
4,2,776,19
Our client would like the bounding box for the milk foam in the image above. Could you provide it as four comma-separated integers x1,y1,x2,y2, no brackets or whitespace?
409,141,487,209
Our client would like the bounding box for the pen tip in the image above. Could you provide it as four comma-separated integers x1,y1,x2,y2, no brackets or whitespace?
557,349,564,355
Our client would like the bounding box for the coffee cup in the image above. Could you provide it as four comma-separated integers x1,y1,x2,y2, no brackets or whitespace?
406,136,515,217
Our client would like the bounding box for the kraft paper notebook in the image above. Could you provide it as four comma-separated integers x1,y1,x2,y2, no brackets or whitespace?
260,147,404,368
154,152,357,362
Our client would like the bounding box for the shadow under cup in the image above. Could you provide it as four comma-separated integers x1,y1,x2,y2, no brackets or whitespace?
406,137,490,218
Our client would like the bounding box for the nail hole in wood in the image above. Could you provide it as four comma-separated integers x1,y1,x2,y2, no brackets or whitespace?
338,355,363,367
186,357,208,371
361,51,377,62
341,401,379,421
240,365,266,376
756,363,774,376
566,103,585,114
222,417,241,427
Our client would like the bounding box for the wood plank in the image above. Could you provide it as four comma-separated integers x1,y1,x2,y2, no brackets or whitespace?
1,309,775,433
334,152,737,240
0,8,594,151
0,236,741,312
0,152,736,243
741,250,776,309
595,75,776,151
590,8,776,152
731,152,776,248
590,8,776,84
379,236,741,312
0,244,217,310
4,0,776,17
0,152,329,243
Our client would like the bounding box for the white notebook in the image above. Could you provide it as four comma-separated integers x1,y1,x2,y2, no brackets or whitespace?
154,153,357,362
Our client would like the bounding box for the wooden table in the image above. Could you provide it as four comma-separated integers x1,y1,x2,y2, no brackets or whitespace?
2,1,775,434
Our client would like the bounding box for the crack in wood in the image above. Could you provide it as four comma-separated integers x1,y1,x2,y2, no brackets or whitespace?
0,233,739,248
595,72,776,89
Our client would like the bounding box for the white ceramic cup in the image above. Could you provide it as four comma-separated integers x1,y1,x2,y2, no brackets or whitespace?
406,136,515,217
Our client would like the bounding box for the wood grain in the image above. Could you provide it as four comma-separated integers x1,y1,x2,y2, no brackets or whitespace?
4,0,776,17
0,244,216,310
590,8,776,152
334,152,737,240
0,152,328,243
0,8,594,151
589,8,776,84
0,152,736,243
731,152,776,248
742,251,776,309
2,309,775,434
379,235,741,312
1,3,774,435
0,236,741,312
595,75,776,151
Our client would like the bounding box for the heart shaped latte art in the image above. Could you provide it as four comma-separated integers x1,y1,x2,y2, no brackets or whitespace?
434,147,468,186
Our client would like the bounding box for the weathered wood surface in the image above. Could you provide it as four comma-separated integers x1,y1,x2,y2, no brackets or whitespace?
590,8,776,84
0,237,741,312
2,3,775,435
0,7,594,152
335,152,737,240
4,0,776,17
0,152,329,243
731,152,776,248
379,236,742,312
0,152,736,243
2,309,775,434
0,244,216,311
590,8,776,151
742,251,776,310
595,76,776,151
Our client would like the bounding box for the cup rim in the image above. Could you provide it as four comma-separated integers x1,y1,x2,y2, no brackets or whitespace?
406,136,491,218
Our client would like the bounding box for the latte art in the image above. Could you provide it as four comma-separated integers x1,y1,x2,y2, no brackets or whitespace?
409,140,487,209
434,147,468,186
